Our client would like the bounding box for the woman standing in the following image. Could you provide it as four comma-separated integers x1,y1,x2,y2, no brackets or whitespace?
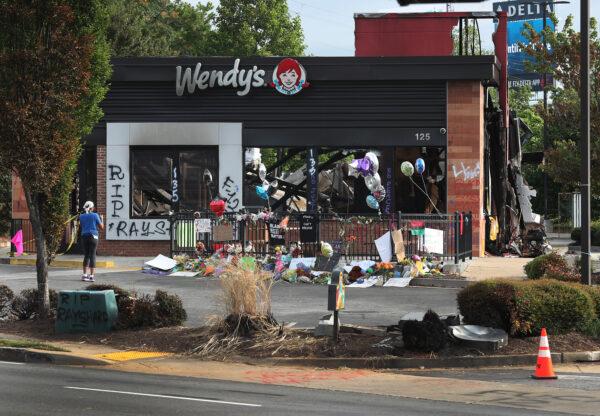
80,201,104,282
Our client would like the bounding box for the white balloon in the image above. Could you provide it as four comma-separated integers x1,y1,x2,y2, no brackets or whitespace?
365,152,379,173
364,173,381,192
346,160,360,178
258,163,267,181
262,180,270,190
373,184,386,202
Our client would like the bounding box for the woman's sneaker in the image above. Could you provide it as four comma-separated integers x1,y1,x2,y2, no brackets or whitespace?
87,275,95,282
81,274,88,281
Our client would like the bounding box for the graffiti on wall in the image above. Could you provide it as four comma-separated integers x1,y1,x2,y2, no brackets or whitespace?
451,162,480,182
221,176,240,211
106,162,169,239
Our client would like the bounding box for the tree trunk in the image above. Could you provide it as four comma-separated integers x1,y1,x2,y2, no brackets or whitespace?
23,188,50,318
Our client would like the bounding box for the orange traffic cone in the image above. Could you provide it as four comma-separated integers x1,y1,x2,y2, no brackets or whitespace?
532,328,557,380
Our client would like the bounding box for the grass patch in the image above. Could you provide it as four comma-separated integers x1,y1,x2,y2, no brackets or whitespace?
0,338,68,352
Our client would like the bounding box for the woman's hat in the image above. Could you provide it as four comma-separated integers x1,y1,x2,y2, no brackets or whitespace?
83,201,94,211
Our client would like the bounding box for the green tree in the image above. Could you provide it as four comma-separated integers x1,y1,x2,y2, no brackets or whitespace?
521,15,600,202
107,0,178,57
0,0,111,315
213,0,305,56
169,1,215,56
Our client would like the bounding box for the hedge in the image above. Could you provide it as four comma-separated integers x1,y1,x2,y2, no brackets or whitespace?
524,252,569,280
457,279,596,336
571,221,600,246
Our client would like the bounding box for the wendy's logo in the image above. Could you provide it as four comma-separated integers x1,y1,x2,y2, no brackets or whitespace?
271,58,309,96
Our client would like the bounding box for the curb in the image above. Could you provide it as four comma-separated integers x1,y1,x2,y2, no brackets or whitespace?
0,347,111,366
0,258,114,269
267,350,600,370
410,278,470,289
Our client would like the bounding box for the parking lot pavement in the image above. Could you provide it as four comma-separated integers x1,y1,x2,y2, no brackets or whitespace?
0,264,460,328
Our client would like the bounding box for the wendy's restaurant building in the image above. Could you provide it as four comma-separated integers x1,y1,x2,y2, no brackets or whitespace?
11,54,499,259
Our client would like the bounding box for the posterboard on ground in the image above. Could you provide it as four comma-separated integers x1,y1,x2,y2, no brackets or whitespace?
424,228,444,255
169,271,200,277
348,276,379,288
288,257,316,270
144,254,177,271
383,277,412,288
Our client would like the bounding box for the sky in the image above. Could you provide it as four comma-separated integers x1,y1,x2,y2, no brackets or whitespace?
192,0,599,56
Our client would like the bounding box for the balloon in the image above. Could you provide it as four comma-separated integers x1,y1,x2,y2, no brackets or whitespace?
364,173,382,192
415,158,426,175
348,158,371,177
209,199,226,216
255,185,269,200
258,163,267,181
203,169,213,183
366,195,379,210
262,180,270,190
364,152,379,173
321,241,333,258
372,184,386,202
401,161,414,177
267,180,278,195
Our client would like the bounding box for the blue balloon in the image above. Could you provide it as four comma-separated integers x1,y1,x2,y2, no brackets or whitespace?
366,195,379,210
255,185,269,200
415,158,426,175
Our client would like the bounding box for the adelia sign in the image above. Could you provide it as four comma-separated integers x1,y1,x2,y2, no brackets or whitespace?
493,0,554,91
175,58,309,97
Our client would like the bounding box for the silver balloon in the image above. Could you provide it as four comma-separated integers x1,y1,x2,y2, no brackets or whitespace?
270,179,278,189
372,184,386,202
346,160,361,178
258,163,267,181
262,180,270,190
364,172,382,192
365,152,379,174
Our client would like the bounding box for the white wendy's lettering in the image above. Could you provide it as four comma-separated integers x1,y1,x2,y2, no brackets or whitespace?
176,59,266,97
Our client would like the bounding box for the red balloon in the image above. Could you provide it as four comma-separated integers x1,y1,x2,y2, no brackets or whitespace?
209,199,226,216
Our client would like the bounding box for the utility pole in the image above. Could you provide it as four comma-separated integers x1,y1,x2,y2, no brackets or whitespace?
580,0,591,285
542,3,549,220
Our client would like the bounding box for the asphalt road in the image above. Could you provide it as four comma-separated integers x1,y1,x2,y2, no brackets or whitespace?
0,362,577,416
0,264,460,328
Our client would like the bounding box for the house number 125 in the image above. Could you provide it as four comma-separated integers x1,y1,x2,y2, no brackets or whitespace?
415,133,431,141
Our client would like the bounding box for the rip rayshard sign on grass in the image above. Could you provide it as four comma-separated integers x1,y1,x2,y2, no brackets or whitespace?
175,58,309,97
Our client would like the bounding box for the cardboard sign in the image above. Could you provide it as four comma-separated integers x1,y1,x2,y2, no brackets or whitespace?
213,224,234,242
424,228,444,255
268,221,285,245
300,214,319,242
55,290,118,333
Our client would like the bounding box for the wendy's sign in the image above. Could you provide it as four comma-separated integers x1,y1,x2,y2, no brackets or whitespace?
175,58,308,97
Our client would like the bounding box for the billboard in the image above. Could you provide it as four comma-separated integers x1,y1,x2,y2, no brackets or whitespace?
494,1,555,91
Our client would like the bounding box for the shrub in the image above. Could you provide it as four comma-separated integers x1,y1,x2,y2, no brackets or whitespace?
219,264,273,317
580,285,600,319
524,252,569,280
542,263,581,282
458,279,596,336
0,285,14,319
85,284,131,299
153,290,187,327
10,289,58,320
456,280,517,332
571,221,600,246
402,310,448,352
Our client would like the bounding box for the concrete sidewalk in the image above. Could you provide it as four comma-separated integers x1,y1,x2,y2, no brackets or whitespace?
462,256,530,281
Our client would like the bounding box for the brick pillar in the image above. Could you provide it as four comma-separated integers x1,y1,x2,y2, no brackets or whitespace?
96,145,108,254
446,81,485,257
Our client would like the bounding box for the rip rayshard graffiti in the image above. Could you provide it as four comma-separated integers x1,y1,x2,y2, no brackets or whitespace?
55,291,118,333
106,149,170,240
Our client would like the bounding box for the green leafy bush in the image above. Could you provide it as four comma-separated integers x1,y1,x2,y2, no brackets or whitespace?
10,289,58,320
0,285,14,319
571,221,600,246
457,279,596,336
85,284,131,299
153,290,187,327
524,252,570,280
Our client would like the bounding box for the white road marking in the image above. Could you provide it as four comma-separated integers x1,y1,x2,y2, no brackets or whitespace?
0,361,25,365
64,387,262,408
555,375,600,381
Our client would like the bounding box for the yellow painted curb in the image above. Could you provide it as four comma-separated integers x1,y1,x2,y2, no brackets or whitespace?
8,258,115,268
93,351,171,362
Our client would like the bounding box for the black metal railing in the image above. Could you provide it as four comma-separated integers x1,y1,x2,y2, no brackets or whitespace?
170,211,473,264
